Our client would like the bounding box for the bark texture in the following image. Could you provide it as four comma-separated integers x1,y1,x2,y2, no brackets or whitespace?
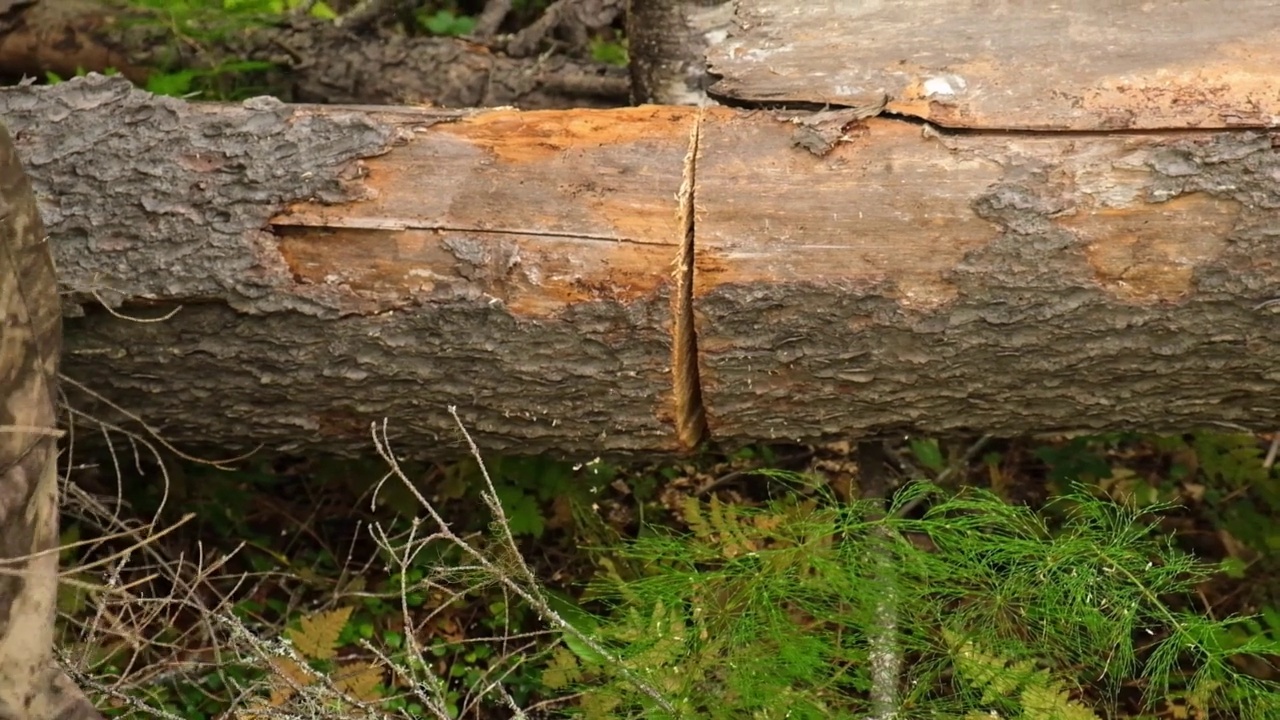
0,121,102,719
708,0,1280,130
626,0,732,105
5,76,1280,457
0,0,629,109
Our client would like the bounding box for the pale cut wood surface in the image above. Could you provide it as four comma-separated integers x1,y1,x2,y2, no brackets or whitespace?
4,76,1280,457
707,0,1280,130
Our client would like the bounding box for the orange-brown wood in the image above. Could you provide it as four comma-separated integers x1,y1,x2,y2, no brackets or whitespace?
272,106,695,319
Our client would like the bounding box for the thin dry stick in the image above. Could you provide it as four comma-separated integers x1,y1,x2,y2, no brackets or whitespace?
74,678,190,720
494,684,531,720
337,0,404,31
891,434,994,520
219,612,387,719
362,490,489,718
0,513,194,585
462,641,539,718
371,413,679,716
359,638,452,720
88,288,181,323
506,0,573,56
1264,433,1280,469
59,374,259,467
392,517,453,718
0,423,64,438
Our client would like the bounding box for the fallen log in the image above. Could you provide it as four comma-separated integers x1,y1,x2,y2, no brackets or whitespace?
5,73,1279,457
15,0,1280,456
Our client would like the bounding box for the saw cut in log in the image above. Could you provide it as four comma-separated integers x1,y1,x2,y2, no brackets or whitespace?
4,74,1279,457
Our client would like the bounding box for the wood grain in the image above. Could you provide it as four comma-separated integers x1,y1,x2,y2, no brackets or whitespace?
707,0,1280,131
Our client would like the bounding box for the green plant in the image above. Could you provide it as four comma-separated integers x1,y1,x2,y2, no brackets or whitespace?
438,455,587,538
545,481,1280,718
589,37,628,67
144,60,275,98
237,606,383,718
113,0,322,100
224,0,336,18
1034,435,1119,487
948,631,1098,720
70,412,1280,719
46,67,119,84
417,8,476,37
1187,433,1280,553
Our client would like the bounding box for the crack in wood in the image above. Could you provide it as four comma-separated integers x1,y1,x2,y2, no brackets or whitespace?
269,219,675,247
671,108,709,450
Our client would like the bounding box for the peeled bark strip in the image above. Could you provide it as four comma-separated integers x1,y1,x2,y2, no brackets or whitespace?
4,76,1280,456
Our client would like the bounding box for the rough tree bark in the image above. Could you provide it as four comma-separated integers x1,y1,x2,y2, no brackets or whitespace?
0,122,102,719
625,0,732,105
4,74,1280,458
0,0,629,108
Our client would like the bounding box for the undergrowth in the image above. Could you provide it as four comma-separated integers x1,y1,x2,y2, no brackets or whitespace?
52,419,1280,719
38,1,629,100
550,478,1280,718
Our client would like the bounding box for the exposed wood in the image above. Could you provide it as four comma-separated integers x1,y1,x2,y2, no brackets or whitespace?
692,111,1280,440
670,107,709,447
5,76,1280,458
707,0,1280,130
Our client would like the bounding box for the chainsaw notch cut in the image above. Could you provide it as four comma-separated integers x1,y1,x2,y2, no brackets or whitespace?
670,108,709,449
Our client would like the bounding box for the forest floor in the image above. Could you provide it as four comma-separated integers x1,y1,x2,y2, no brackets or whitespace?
59,429,1280,719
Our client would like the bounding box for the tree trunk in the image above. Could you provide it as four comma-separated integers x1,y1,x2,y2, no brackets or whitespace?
0,121,102,719
626,0,732,105
6,75,1280,457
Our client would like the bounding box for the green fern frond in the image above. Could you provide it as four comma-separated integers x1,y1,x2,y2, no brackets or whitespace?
948,631,1100,720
